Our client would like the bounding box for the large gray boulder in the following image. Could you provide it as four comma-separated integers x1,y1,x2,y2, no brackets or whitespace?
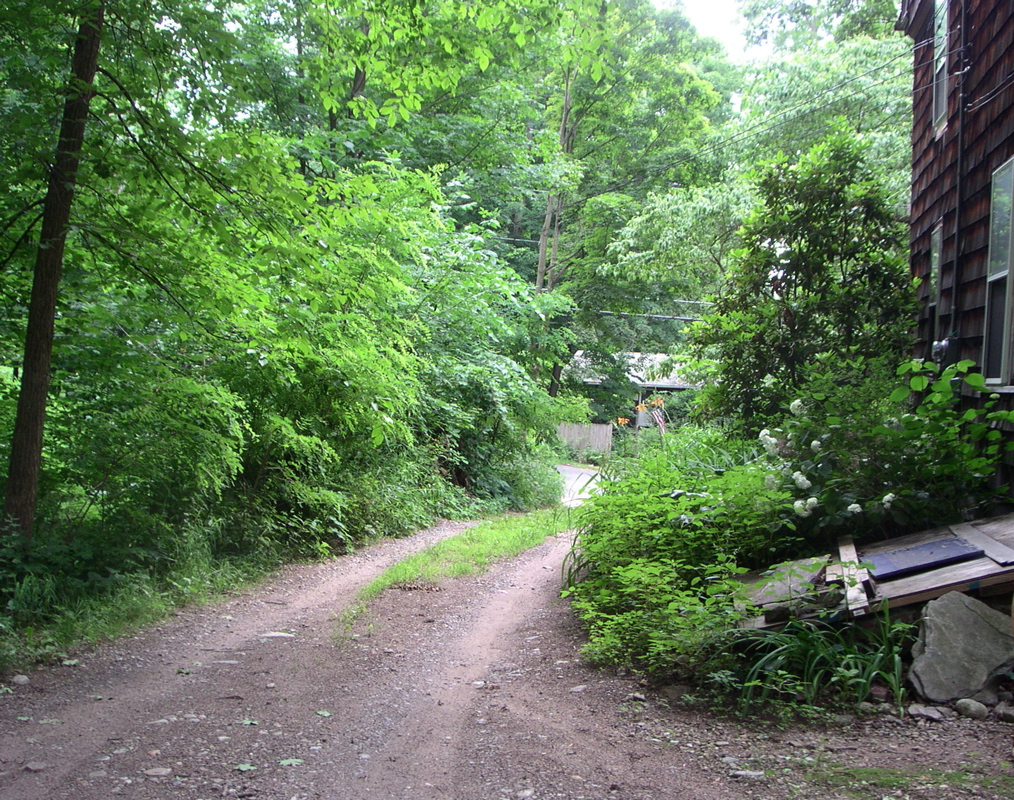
909,591,1014,703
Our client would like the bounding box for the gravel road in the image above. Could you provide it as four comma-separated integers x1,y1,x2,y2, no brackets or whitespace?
1,517,1013,800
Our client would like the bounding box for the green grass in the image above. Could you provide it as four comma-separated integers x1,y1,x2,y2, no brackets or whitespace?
0,557,271,673
357,508,575,604
335,508,576,634
808,765,1014,796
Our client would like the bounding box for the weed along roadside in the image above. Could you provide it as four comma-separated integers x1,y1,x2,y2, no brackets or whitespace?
550,362,1014,797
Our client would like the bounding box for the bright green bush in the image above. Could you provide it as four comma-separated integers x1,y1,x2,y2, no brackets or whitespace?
567,556,750,676
567,358,1014,686
565,428,769,675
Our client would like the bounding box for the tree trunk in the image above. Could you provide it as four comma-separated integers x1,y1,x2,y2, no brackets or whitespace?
535,192,555,292
3,2,104,539
535,68,574,293
546,194,565,290
547,362,565,397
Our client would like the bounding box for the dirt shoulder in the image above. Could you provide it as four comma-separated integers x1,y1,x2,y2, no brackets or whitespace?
1,521,1013,800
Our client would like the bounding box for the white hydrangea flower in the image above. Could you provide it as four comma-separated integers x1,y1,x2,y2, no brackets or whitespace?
793,499,812,518
882,492,897,509
789,398,805,416
810,440,822,452
792,471,812,490
764,473,779,490
847,503,862,514
758,428,780,456
806,496,819,509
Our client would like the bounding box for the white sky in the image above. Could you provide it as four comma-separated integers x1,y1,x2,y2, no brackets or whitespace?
654,0,755,62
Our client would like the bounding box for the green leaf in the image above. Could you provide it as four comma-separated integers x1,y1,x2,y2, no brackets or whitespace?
235,764,257,772
889,387,910,402
279,758,304,766
964,372,986,390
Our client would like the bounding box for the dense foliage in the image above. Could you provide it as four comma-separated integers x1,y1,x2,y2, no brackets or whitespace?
568,360,1013,697
6,0,978,713
563,0,1014,711
690,130,916,422
1,0,746,663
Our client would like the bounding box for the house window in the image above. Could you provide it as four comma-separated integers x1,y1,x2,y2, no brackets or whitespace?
984,158,1014,384
929,222,943,341
933,0,948,127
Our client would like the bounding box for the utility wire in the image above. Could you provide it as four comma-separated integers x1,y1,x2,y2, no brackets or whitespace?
597,311,704,322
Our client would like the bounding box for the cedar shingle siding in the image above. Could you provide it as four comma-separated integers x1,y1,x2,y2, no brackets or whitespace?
900,0,1014,378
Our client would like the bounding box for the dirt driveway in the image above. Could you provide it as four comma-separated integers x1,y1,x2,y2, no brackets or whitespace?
1,520,1013,800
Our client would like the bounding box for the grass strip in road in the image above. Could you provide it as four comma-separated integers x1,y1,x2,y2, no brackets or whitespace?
359,508,575,603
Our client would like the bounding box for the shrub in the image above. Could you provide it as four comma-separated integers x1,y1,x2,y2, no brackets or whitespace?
756,358,1014,550
566,357,1014,686
688,130,916,424
567,556,750,676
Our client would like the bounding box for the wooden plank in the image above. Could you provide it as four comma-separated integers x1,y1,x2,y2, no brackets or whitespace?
951,522,1014,565
965,513,1014,550
836,535,871,617
740,599,851,631
826,563,870,618
865,537,984,580
744,556,828,608
838,534,860,564
872,555,1014,610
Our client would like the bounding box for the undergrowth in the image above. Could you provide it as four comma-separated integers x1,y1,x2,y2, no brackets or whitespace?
565,359,1014,711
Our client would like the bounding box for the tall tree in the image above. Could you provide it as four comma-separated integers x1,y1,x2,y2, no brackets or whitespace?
740,0,900,50
1,0,612,540
690,130,916,422
4,1,104,537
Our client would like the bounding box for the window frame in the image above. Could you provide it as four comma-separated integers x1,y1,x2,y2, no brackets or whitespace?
929,221,943,342
932,0,949,129
984,157,1014,386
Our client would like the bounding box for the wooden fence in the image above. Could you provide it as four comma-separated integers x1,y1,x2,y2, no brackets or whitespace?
557,423,612,456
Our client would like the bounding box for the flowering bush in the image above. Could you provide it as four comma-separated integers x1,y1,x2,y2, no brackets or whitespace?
566,357,1014,681
757,359,1014,549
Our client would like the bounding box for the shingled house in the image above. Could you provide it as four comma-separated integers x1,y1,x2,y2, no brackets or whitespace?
897,1,1014,385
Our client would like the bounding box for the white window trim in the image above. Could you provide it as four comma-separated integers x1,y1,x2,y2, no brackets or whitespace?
984,157,1014,386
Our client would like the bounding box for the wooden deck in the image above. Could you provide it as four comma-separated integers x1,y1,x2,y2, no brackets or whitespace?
739,513,1014,629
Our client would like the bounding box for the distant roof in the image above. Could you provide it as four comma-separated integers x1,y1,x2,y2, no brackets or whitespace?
569,351,695,390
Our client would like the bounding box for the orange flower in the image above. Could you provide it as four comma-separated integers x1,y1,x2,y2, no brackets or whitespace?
635,403,648,412
616,417,630,425
651,397,664,407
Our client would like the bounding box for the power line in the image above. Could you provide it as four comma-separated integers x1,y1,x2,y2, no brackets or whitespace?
597,311,704,322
